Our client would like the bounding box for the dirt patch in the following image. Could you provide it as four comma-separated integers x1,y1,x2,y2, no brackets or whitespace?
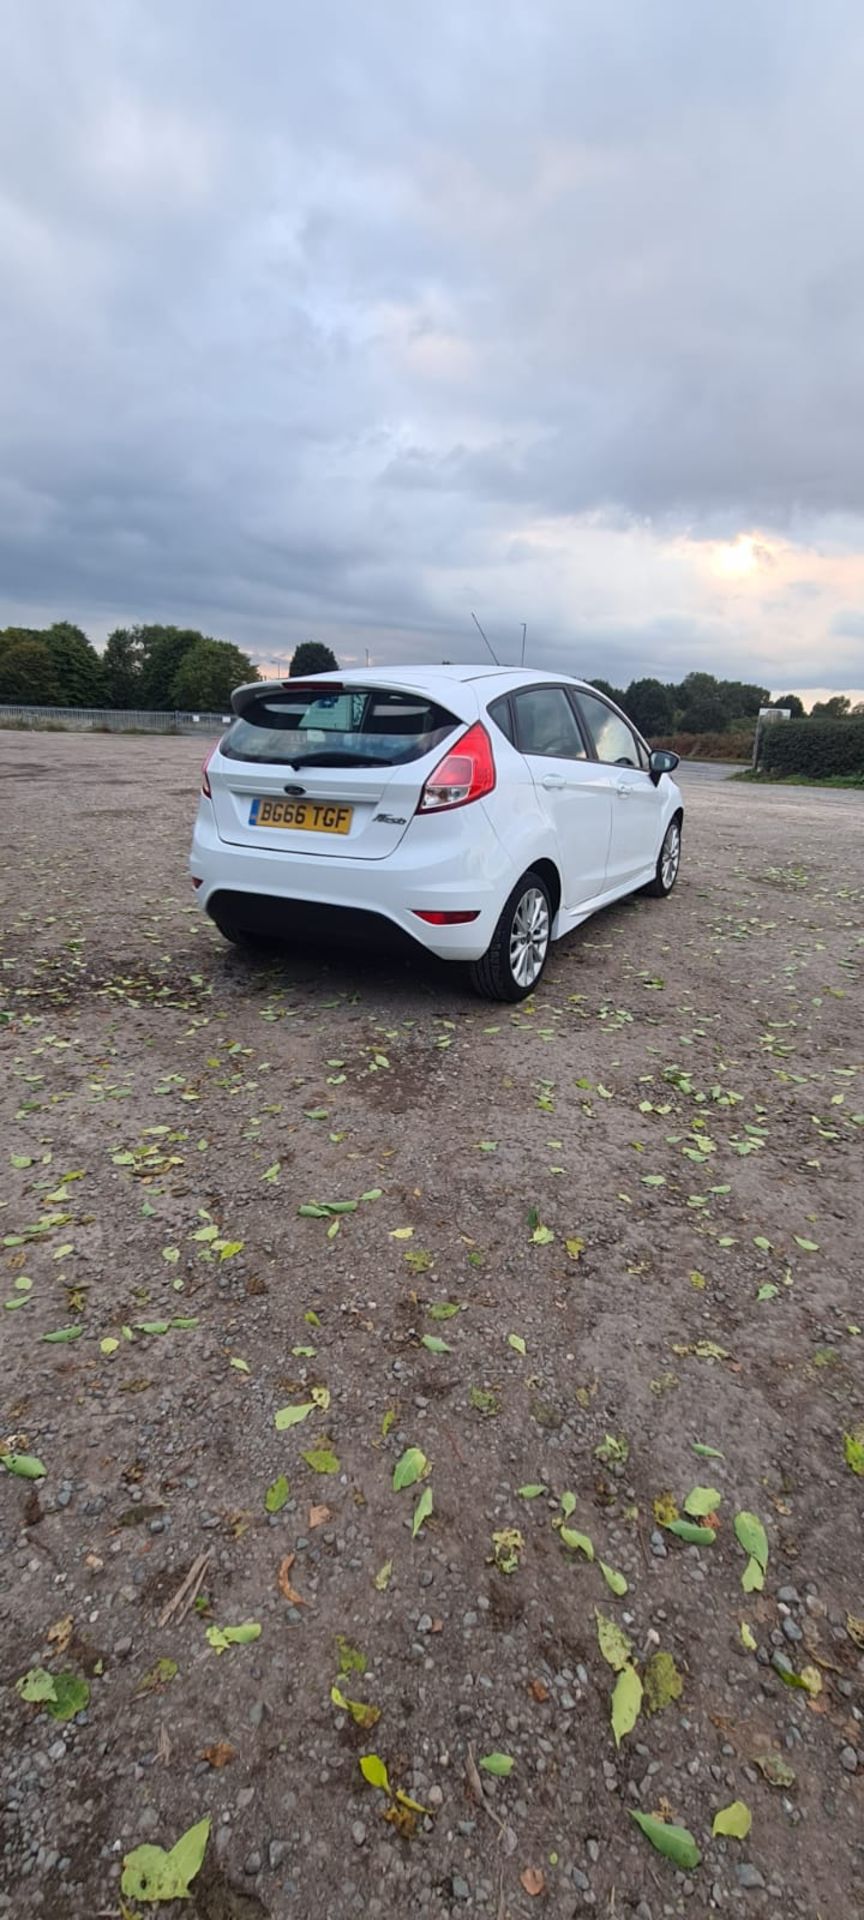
0,730,863,1920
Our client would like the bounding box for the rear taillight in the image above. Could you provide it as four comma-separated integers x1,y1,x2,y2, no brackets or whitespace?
201,745,216,798
417,723,495,813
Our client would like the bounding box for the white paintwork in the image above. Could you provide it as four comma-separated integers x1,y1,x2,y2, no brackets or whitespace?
189,664,683,970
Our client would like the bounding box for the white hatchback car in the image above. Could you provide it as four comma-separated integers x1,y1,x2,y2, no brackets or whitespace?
190,666,683,1000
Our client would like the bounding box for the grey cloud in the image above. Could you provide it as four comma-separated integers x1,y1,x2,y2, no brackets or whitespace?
2,0,864,684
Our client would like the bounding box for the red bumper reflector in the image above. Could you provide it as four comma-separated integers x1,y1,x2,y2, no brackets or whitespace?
412,909,481,925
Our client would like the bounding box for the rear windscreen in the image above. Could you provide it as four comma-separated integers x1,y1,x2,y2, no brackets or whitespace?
221,688,459,768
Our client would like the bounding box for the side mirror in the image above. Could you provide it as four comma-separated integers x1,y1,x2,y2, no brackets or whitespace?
649,748,679,784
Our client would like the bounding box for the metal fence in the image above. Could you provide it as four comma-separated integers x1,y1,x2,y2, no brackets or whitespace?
0,705,229,735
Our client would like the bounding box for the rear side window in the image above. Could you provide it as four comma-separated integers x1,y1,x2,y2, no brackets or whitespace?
487,696,514,744
222,687,459,768
512,687,587,760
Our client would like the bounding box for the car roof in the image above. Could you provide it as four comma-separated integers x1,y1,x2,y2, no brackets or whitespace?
241,665,593,699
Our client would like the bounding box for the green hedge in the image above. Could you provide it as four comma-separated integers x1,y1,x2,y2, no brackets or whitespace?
762,717,864,777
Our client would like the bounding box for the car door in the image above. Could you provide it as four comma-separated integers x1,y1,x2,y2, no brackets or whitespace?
510,686,614,909
572,691,662,888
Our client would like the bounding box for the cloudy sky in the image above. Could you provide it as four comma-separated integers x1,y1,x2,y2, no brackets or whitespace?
2,0,864,699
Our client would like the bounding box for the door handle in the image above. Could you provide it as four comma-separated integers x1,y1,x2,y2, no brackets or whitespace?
541,775,566,790
616,780,632,797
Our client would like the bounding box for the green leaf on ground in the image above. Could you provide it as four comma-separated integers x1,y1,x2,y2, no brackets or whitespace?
302,1448,340,1474
274,1402,315,1430
330,1686,380,1730
683,1486,722,1517
46,1672,90,1721
336,1636,367,1675
121,1817,211,1902
518,1484,547,1499
665,1519,716,1545
596,1610,633,1672
560,1527,594,1560
393,1447,428,1490
264,1475,290,1514
742,1555,765,1592
42,1326,83,1344
360,1753,391,1794
611,1664,643,1746
599,1560,628,1596
734,1511,768,1571
843,1429,864,1476
412,1486,434,1537
374,1560,393,1591
16,1668,57,1704
643,1651,683,1713
1,1451,46,1479
560,1490,576,1518
428,1302,460,1320
421,1334,451,1354
755,1752,796,1788
205,1622,262,1653
630,1810,701,1870
712,1800,752,1839
479,1752,514,1777
508,1333,527,1354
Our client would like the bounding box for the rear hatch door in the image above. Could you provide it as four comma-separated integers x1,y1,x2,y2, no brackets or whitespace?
209,681,467,861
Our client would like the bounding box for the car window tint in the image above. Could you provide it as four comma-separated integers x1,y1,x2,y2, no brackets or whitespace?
487,696,514,743
221,688,457,767
513,688,587,760
576,693,641,767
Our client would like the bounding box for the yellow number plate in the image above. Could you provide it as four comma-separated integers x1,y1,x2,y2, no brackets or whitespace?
250,798,353,834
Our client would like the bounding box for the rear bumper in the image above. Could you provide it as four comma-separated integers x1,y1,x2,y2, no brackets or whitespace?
189,800,512,961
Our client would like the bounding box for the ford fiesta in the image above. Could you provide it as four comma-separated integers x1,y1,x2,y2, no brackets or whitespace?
190,666,682,1001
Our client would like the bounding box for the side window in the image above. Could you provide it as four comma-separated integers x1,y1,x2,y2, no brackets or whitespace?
512,688,587,761
487,696,514,744
576,692,642,768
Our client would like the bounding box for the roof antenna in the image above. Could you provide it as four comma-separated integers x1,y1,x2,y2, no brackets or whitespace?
520,622,527,667
471,611,500,666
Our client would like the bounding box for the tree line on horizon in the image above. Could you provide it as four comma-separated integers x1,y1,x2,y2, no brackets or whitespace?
0,623,858,726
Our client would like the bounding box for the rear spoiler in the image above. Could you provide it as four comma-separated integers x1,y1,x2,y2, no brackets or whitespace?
230,678,345,717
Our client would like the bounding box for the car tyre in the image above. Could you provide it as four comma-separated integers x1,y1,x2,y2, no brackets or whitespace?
468,869,553,1002
212,913,276,953
646,816,682,897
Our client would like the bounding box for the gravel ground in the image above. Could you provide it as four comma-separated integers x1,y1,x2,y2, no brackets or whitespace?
0,730,862,1920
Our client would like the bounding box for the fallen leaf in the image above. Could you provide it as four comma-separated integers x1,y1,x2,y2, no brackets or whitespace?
518,1484,547,1499
692,1441,725,1459
843,1429,864,1476
508,1333,527,1355
596,1610,633,1672
742,1555,764,1593
565,1237,585,1260
277,1554,306,1605
665,1519,716,1546
46,1616,73,1657
393,1446,428,1491
412,1486,434,1538
491,1527,523,1574
360,1753,391,1793
560,1527,594,1560
520,1867,545,1896
264,1475,290,1514
336,1636,367,1675
846,1614,864,1650
421,1334,451,1354
599,1560,628,1596
205,1621,261,1653
713,1800,752,1839
16,1668,57,1704
479,1752,514,1777
201,1742,235,1769
302,1448,340,1474
643,1651,683,1713
683,1486,722,1518
331,1685,380,1729
309,1504,331,1528
274,1401,315,1430
611,1663,643,1746
630,1810,701,1870
121,1817,211,1902
734,1511,768,1571
41,1326,83,1344
134,1659,178,1698
389,1227,414,1240
740,1622,757,1652
529,1679,550,1703
754,1752,796,1789
374,1560,393,1591
230,1356,250,1374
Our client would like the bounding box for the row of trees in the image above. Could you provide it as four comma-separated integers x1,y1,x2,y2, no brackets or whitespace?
590,671,862,737
0,623,259,712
